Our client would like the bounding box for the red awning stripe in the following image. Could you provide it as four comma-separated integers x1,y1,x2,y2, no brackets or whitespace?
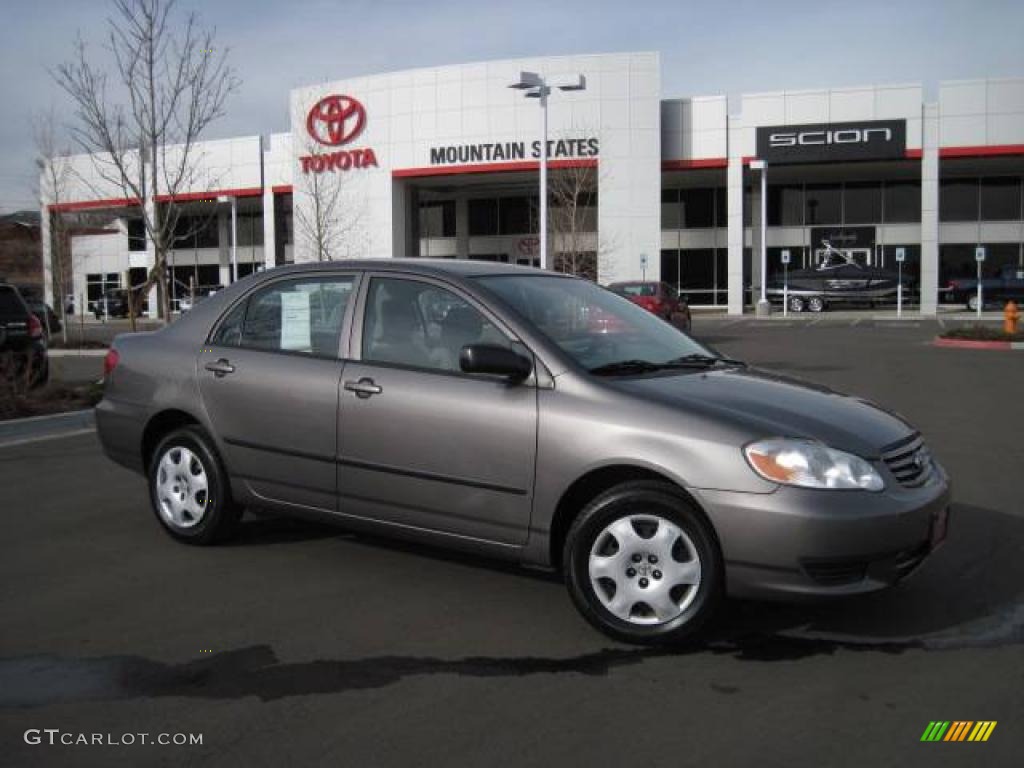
392,158,598,178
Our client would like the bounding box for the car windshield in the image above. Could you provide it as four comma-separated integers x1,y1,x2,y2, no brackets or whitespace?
474,275,716,373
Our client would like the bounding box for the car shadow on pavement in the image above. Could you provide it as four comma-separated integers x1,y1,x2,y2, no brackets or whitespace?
1,503,1020,708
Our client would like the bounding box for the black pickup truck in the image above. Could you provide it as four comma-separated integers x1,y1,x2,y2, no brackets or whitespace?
946,265,1024,311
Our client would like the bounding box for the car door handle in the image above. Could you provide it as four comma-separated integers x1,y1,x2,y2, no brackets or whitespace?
204,359,235,377
344,378,382,398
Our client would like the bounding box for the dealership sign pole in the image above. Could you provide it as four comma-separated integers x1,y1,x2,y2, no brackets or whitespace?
781,249,790,316
975,245,986,318
510,72,586,271
896,247,905,319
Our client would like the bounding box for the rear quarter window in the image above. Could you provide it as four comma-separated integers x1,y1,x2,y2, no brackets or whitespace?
0,287,28,317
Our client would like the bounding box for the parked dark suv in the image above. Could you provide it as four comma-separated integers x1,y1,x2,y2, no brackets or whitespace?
15,284,62,335
0,282,48,387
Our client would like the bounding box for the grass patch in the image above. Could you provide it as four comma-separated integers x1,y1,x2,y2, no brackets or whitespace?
0,381,102,421
940,324,1024,342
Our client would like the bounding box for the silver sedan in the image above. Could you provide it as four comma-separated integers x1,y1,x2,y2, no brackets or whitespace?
96,260,950,644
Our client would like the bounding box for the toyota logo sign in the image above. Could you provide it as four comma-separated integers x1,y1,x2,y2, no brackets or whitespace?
306,95,366,146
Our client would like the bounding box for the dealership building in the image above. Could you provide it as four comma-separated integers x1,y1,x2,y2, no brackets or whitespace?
41,51,1024,315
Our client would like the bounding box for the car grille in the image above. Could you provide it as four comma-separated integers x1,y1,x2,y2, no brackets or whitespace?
881,433,933,488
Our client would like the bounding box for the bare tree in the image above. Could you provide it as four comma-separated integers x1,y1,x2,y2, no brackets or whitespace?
53,0,239,328
33,107,75,343
292,137,368,262
548,161,600,280
544,128,609,281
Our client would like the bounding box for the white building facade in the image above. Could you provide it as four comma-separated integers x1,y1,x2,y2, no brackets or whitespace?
41,52,1024,316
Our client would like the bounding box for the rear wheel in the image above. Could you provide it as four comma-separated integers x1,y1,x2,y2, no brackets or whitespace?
148,426,241,545
564,481,723,645
808,295,826,313
966,295,981,312
788,296,806,313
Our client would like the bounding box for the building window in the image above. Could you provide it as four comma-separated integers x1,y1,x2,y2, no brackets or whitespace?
940,178,979,221
86,272,120,305
468,198,499,236
419,201,456,238
235,213,264,247
940,242,1022,287
843,182,881,224
805,184,841,225
661,248,727,305
661,189,681,230
883,181,920,223
715,187,728,228
498,196,534,235
980,177,1022,221
171,214,219,249
680,188,715,228
127,218,146,252
767,185,803,226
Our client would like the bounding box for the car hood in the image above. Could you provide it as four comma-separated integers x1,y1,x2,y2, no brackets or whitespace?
606,366,913,458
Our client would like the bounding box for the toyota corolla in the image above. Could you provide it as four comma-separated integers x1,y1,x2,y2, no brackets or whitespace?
96,260,950,644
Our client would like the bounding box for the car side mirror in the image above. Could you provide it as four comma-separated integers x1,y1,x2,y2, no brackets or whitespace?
460,344,532,381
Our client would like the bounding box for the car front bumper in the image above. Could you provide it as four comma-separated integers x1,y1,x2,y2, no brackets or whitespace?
692,463,951,599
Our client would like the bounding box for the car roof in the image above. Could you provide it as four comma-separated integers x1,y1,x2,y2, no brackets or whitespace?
263,258,558,281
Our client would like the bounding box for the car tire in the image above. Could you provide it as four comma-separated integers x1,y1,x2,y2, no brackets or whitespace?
148,426,242,545
563,480,723,645
788,296,806,313
808,296,826,313
966,295,980,312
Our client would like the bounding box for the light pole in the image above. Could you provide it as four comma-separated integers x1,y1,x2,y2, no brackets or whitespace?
750,159,771,316
509,71,586,271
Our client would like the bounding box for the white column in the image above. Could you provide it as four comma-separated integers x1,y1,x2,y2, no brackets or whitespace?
41,206,54,307
726,117,745,315
919,103,940,316
217,206,231,286
262,188,276,270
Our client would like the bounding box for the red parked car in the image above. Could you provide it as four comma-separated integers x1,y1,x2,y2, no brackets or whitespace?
607,281,691,332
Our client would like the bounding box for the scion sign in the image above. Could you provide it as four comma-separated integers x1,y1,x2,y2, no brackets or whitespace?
756,119,906,164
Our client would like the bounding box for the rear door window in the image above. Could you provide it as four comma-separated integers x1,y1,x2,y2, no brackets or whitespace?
234,277,355,357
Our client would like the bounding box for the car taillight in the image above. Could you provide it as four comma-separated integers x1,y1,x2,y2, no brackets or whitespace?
103,348,120,378
28,314,43,339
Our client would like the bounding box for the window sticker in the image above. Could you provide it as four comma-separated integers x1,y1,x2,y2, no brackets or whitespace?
280,291,311,351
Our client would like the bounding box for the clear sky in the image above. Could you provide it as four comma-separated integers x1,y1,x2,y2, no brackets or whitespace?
1,0,1022,212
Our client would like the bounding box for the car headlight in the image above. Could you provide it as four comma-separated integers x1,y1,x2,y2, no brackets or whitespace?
744,438,884,491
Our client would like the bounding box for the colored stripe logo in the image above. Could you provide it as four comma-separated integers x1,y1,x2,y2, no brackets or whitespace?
921,721,997,742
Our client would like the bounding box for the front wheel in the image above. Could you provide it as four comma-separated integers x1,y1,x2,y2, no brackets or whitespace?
148,426,242,545
788,296,806,313
966,295,981,312
807,295,826,313
564,481,723,645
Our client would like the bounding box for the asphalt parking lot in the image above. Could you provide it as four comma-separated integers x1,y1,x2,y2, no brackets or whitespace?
1,318,1022,767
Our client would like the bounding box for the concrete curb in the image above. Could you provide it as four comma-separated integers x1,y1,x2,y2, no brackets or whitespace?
933,337,1024,350
48,349,109,357
0,408,96,447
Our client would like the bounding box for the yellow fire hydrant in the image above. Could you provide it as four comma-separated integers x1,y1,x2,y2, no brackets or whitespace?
1005,300,1020,335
